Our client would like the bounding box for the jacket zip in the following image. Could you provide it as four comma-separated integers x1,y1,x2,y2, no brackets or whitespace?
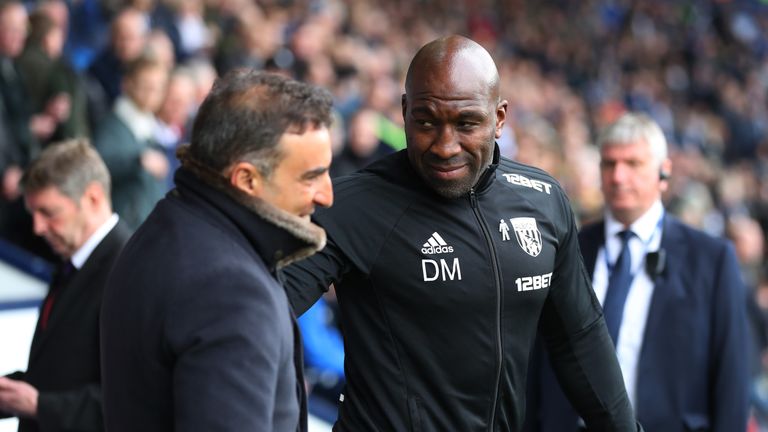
470,188,503,431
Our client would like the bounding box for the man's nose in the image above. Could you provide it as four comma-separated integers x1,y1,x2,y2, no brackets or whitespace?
314,173,333,208
430,126,461,159
610,163,630,182
32,213,48,236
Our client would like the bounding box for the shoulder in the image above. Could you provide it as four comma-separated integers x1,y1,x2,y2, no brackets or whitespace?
94,113,129,136
667,217,728,250
664,217,736,268
498,156,557,180
495,157,576,236
496,157,562,195
319,151,421,223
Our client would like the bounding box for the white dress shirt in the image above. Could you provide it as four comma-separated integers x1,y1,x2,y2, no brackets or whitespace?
592,200,664,410
70,214,119,269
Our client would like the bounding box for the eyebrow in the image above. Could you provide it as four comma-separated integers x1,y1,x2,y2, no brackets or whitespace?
301,166,329,180
457,111,487,121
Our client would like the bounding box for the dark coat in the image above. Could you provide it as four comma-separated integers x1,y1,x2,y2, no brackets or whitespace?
101,166,323,432
3,220,130,432
527,216,750,432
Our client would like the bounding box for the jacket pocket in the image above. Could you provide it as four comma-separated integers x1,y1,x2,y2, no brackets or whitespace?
682,413,710,432
407,396,423,432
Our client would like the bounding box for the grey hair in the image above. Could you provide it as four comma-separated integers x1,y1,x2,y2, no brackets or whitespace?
22,138,111,204
597,112,668,165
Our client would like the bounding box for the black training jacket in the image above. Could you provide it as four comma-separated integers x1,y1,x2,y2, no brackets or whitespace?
284,146,640,432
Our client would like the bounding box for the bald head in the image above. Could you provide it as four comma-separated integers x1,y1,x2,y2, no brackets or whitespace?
405,35,500,102
401,35,507,199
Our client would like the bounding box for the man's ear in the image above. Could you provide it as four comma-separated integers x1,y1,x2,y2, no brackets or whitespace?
659,158,672,193
80,181,106,210
229,162,263,197
495,100,508,139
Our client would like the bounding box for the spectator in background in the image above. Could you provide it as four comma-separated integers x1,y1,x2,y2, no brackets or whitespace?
329,108,394,178
144,29,175,72
185,57,216,114
528,112,749,432
213,5,282,75
154,66,196,189
94,56,168,230
0,0,58,260
151,0,213,65
725,214,768,428
0,138,130,432
17,8,90,144
86,7,148,122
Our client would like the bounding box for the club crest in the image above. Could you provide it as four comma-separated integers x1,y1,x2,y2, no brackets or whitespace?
510,217,542,257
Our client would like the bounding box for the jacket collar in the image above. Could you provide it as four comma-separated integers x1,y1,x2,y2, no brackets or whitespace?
473,143,500,194
175,148,326,271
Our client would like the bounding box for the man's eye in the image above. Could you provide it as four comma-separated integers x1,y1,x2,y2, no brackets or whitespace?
416,119,433,127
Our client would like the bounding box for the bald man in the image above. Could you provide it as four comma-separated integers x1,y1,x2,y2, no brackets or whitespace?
284,35,642,431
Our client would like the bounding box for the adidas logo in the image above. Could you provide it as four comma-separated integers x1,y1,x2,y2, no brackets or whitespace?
421,232,454,255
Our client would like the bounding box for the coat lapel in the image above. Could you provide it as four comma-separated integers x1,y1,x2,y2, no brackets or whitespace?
28,222,126,363
578,221,605,276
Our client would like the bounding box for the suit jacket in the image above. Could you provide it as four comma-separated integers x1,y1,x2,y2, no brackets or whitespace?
5,221,130,432
527,215,749,432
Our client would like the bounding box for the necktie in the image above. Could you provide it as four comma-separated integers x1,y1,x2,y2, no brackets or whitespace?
603,230,634,345
40,260,76,330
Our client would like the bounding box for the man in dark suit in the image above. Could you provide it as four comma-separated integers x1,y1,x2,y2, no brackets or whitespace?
526,112,750,432
0,139,130,432
100,71,334,431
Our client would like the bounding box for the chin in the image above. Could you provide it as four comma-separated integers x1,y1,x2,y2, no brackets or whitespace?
427,177,474,199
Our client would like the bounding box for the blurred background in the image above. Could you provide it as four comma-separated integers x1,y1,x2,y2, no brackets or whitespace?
3,0,768,430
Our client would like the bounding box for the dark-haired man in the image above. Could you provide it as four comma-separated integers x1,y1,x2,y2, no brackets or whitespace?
100,70,334,432
284,35,642,431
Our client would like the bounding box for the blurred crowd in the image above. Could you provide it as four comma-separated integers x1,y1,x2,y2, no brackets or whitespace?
3,0,768,426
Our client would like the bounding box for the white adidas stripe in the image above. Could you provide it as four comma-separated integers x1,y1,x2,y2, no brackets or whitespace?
423,232,448,248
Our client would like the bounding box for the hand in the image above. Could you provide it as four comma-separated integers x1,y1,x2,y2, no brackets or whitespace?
0,377,38,418
29,114,56,140
2,166,23,201
141,148,170,180
45,93,71,123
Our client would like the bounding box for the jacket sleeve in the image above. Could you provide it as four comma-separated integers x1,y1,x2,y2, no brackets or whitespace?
537,191,642,432
166,274,291,431
711,242,750,431
36,384,103,432
283,235,352,316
